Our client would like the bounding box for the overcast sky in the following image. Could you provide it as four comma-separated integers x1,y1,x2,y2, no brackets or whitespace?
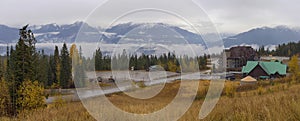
1,0,300,34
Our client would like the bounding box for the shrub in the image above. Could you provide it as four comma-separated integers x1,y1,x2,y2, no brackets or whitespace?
50,83,60,89
53,95,65,109
0,80,10,116
17,80,46,111
257,86,265,95
132,81,146,88
99,83,111,87
267,87,274,93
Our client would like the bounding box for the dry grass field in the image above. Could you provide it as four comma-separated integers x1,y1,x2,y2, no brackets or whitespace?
2,79,300,121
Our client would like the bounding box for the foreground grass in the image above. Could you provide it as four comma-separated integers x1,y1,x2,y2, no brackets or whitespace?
2,80,300,121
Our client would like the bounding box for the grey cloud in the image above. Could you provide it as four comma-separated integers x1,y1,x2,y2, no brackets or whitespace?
0,0,300,33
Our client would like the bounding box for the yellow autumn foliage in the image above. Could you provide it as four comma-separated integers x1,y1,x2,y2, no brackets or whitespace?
17,80,46,111
288,55,300,83
0,80,10,116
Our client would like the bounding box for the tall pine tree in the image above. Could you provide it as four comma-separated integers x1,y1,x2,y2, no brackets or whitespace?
54,46,60,85
9,25,38,115
95,48,102,71
60,43,71,88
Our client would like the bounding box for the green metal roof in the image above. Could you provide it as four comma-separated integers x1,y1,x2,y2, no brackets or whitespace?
242,61,258,73
242,61,287,75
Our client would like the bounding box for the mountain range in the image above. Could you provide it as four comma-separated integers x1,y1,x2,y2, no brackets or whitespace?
1,22,300,48
0,22,206,45
223,26,300,47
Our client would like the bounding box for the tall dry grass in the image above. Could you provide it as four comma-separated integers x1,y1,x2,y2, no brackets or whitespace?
2,79,300,121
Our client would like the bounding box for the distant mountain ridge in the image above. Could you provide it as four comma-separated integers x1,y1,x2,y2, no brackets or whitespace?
0,22,100,43
0,22,206,45
1,22,300,48
224,26,300,47
99,22,205,45
0,25,19,43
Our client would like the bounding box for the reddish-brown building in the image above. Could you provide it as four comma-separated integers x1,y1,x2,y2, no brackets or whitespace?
225,46,258,71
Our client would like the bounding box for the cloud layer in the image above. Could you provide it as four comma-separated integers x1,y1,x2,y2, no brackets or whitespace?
1,0,299,33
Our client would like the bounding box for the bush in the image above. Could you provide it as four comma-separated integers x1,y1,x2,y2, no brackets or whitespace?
0,80,10,116
257,86,265,95
267,87,274,93
17,80,46,111
132,81,146,88
53,95,65,109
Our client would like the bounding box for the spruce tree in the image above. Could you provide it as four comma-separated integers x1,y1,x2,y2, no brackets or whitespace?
47,55,57,87
94,48,102,71
36,50,49,87
4,46,10,81
54,46,60,85
60,43,71,88
9,25,38,115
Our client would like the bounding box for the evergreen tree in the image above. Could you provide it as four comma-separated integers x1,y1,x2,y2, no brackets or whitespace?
94,48,102,71
47,55,55,87
119,49,129,70
54,46,60,85
103,55,111,70
9,25,38,115
60,43,72,88
4,46,10,81
36,50,49,87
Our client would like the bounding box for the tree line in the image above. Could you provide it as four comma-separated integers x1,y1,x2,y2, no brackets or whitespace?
0,26,79,116
0,25,210,117
256,41,300,57
94,48,210,72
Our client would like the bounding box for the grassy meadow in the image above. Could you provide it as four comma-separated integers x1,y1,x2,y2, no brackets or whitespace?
1,78,300,121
